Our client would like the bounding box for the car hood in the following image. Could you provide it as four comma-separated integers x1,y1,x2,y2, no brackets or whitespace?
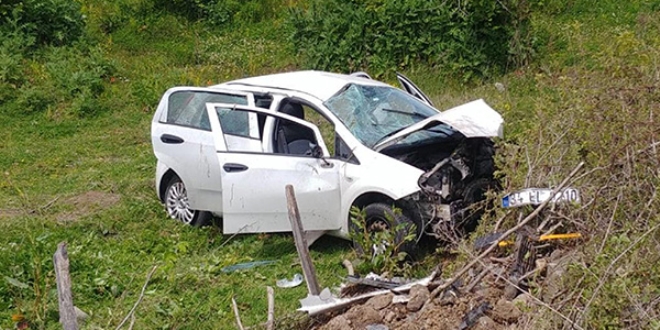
373,99,504,152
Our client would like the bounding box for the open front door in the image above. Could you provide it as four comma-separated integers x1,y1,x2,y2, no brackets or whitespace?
396,72,434,107
206,103,342,234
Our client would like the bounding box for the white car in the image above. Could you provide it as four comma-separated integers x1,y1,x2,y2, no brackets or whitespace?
151,71,503,250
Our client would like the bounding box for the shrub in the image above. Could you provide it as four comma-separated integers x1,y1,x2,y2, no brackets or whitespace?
0,31,34,103
0,0,85,46
288,0,533,79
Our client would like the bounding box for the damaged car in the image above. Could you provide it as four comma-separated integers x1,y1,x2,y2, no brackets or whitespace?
151,70,503,252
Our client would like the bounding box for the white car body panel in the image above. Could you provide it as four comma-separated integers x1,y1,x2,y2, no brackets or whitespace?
373,99,503,152
151,87,253,210
219,70,388,101
333,149,424,238
206,103,342,234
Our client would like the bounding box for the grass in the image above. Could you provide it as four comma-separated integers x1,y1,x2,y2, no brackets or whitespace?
1,0,660,329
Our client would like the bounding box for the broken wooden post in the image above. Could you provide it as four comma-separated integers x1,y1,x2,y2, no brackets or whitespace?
285,184,321,296
53,242,79,330
266,286,275,330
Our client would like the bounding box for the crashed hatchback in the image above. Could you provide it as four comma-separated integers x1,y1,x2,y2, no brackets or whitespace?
151,71,503,251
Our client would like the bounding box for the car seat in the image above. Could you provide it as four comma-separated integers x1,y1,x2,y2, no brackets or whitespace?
276,100,317,154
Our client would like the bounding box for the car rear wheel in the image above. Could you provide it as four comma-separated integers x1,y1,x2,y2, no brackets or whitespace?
351,203,419,257
164,176,211,227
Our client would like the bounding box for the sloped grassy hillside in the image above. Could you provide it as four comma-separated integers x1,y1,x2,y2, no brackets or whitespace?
0,0,658,329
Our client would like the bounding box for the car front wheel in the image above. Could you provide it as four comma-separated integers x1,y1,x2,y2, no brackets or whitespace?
164,176,211,227
351,203,419,257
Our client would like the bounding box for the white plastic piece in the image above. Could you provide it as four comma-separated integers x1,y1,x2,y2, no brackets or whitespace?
276,273,304,288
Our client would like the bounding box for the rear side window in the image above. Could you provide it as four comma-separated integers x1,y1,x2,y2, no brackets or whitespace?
167,91,247,130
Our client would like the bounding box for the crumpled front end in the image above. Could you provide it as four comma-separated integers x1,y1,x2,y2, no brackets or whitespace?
399,138,498,240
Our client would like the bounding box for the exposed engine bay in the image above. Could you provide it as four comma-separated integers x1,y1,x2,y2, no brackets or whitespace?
383,137,498,239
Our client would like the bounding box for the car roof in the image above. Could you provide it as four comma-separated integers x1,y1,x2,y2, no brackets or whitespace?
213,70,389,101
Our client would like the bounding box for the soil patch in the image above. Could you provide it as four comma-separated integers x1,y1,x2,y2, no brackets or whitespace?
0,209,24,219
56,191,121,222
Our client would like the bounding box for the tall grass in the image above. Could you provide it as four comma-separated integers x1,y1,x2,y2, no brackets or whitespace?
1,0,658,329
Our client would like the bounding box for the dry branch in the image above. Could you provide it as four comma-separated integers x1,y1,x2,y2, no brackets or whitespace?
115,265,158,330
476,258,585,330
427,162,585,302
232,297,245,330
342,259,354,276
579,221,660,326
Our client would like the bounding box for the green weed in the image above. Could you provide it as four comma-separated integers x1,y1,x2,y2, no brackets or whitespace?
349,206,416,277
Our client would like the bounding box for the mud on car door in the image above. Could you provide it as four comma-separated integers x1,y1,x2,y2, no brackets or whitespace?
205,102,342,234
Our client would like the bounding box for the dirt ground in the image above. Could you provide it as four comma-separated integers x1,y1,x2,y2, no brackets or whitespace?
0,191,121,222
312,249,575,330
56,191,121,222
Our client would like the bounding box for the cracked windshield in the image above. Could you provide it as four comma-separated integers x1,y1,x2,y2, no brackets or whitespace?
324,84,451,148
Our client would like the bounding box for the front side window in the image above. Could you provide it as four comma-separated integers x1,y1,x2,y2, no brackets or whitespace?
324,84,452,148
214,108,319,156
167,91,247,130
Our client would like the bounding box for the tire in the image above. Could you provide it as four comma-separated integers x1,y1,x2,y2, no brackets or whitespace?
454,178,498,233
351,203,419,257
164,176,211,227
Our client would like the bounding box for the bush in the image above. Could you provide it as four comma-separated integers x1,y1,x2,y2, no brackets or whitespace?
0,0,85,46
4,44,115,117
288,0,533,79
0,31,34,103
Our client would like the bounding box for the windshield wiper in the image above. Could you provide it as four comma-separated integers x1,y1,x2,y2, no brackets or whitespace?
381,108,428,119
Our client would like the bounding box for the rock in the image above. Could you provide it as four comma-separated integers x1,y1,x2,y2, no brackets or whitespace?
74,306,89,322
495,82,506,92
535,258,548,273
344,305,382,328
320,315,352,330
503,281,519,300
383,310,397,323
491,298,522,323
366,324,389,330
473,316,498,330
512,293,534,308
406,285,429,312
366,293,393,310
543,250,582,302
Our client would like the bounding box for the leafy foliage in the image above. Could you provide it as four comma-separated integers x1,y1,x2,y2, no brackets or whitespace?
0,0,85,46
288,0,534,79
349,206,415,276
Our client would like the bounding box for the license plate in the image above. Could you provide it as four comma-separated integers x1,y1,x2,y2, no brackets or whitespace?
502,188,580,208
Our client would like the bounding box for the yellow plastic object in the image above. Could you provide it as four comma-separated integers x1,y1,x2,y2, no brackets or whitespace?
497,233,582,247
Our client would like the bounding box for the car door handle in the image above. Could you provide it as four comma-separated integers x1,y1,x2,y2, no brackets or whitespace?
223,163,248,173
161,134,184,144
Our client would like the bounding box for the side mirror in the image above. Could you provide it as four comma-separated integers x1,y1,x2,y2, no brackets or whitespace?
311,145,323,158
311,145,332,167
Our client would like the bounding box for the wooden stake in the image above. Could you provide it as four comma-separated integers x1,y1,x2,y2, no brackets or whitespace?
53,242,79,330
285,185,321,296
266,286,275,330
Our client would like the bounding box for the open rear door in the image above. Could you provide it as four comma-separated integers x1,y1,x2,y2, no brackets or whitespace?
206,102,342,234
396,72,434,107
